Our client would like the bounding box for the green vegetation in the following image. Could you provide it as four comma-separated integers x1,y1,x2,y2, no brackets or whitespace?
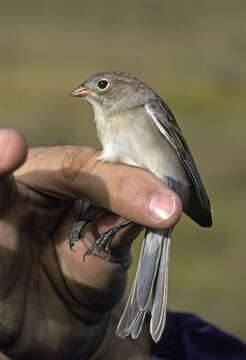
1,0,245,340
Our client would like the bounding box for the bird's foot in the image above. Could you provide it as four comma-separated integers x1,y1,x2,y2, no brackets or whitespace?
69,210,105,251
83,220,132,261
82,230,114,261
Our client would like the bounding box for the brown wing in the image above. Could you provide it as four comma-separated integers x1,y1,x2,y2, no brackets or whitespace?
145,99,212,227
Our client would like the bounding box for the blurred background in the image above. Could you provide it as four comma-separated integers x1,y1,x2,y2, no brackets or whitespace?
1,0,245,340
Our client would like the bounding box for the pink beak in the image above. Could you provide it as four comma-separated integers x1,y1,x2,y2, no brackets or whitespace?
69,86,90,97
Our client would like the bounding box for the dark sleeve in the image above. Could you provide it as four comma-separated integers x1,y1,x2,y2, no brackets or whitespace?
151,311,246,360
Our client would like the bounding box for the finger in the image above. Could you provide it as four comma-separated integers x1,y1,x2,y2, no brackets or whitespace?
16,146,182,229
0,129,27,176
0,129,27,214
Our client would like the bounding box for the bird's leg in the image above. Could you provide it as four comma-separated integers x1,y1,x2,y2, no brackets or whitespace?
83,220,133,261
69,208,105,251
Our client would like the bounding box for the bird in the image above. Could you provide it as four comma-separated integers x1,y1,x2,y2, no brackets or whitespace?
69,71,212,343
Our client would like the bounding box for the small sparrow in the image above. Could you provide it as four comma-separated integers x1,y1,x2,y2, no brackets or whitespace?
70,71,212,343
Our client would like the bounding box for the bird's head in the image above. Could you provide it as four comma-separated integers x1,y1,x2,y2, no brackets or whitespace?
70,71,155,116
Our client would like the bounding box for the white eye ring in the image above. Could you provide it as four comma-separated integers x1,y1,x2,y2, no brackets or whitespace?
97,79,109,90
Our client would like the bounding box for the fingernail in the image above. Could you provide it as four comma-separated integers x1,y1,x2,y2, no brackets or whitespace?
148,193,176,222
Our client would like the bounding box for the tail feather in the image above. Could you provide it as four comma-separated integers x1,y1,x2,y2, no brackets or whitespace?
116,233,153,338
130,311,146,339
116,228,172,342
116,263,140,337
137,229,163,310
150,229,172,342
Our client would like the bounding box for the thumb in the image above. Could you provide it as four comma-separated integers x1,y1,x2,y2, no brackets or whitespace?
0,129,27,215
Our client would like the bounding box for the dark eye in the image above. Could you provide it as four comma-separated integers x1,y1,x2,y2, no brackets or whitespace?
98,79,109,89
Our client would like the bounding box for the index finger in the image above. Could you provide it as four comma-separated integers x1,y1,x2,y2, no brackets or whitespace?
16,146,182,229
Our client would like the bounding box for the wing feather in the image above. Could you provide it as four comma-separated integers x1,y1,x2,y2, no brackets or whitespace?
145,99,212,226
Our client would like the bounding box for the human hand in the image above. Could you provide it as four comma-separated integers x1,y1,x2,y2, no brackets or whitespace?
0,129,182,359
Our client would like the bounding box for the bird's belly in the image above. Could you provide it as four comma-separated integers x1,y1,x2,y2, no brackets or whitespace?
117,133,191,207
99,122,188,186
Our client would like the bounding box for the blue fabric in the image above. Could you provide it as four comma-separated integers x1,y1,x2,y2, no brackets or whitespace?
151,311,246,360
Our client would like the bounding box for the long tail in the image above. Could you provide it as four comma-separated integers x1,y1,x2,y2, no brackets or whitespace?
116,227,172,343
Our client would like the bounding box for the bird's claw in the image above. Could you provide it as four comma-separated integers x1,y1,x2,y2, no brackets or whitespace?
69,210,105,251
69,220,87,251
69,215,132,262
82,232,114,261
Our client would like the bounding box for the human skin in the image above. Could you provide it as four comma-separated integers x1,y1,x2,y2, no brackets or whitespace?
0,129,182,359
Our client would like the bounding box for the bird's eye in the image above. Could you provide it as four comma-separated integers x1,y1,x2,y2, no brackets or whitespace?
98,79,109,90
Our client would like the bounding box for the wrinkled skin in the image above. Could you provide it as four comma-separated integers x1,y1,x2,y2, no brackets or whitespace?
0,129,182,359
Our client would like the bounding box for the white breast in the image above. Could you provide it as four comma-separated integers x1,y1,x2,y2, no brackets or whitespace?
93,105,189,186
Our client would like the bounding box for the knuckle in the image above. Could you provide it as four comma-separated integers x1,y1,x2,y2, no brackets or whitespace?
59,146,98,182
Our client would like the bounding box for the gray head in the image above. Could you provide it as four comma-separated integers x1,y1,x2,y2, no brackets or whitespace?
70,71,157,116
